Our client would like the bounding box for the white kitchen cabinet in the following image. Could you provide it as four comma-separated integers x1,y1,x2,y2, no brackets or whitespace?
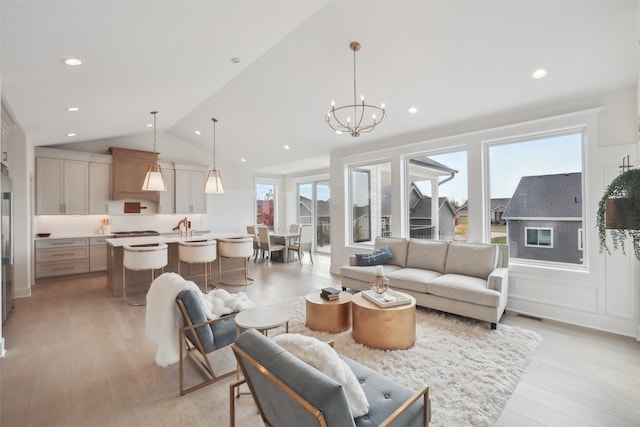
175,169,207,214
89,236,109,272
158,167,175,214
89,162,111,214
35,238,90,278
36,157,89,215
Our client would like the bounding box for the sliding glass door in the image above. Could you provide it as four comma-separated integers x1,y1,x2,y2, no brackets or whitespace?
297,181,331,254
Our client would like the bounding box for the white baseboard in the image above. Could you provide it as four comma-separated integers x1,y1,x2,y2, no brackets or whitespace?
0,337,6,358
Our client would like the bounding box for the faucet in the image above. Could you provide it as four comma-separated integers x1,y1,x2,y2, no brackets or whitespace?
182,217,188,237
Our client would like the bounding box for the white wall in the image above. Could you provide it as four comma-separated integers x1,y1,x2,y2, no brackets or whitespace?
330,86,639,338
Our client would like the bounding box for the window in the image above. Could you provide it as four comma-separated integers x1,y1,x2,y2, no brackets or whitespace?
525,227,553,247
488,132,583,265
349,162,391,245
406,150,468,241
256,183,276,230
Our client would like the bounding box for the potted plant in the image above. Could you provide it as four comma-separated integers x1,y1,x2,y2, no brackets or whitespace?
597,168,640,260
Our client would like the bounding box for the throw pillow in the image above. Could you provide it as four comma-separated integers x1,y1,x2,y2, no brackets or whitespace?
272,333,369,417
355,244,394,266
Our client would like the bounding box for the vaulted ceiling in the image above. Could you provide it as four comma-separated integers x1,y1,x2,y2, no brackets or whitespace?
2,1,637,175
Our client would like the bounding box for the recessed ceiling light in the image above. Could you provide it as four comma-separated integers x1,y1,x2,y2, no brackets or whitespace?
66,132,77,137
194,130,201,135
408,107,418,114
532,68,547,79
240,158,246,163
146,123,153,128
230,57,241,64
283,145,290,150
65,107,79,112
63,58,82,66
335,130,343,135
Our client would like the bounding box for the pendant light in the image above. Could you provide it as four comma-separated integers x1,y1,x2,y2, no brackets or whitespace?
204,117,224,193
142,111,167,191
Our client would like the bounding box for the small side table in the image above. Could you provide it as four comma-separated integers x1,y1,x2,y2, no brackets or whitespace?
351,291,416,350
305,291,353,333
235,306,289,336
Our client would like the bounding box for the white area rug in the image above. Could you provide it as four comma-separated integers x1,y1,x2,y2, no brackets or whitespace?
273,296,543,427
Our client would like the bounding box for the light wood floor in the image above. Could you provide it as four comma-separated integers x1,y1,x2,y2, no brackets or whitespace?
1,255,638,426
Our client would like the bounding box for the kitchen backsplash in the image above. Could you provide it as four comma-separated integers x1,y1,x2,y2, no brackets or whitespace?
35,214,206,237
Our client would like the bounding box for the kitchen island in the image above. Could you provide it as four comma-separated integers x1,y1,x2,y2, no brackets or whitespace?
106,233,248,297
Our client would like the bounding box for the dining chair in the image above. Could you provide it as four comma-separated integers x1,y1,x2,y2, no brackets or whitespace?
287,224,313,264
257,225,285,263
288,223,299,235
246,225,259,262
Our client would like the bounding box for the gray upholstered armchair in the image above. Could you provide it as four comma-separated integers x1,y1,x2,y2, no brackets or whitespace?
230,328,430,427
175,289,237,395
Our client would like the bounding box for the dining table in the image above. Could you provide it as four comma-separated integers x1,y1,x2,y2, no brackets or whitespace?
269,231,299,262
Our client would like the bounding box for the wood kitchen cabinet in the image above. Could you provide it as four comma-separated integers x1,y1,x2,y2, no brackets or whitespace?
175,169,207,214
36,157,89,215
89,162,112,214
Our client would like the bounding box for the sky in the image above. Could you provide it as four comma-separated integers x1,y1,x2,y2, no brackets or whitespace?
416,133,583,204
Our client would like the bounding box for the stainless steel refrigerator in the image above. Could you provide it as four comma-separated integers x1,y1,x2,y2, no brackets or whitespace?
2,164,14,324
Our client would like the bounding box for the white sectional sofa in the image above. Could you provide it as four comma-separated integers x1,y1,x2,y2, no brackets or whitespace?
340,237,509,329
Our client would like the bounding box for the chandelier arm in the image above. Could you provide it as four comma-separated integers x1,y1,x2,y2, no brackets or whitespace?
327,106,356,131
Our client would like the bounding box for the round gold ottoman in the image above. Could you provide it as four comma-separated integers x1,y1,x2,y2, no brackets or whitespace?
305,291,352,333
351,291,416,350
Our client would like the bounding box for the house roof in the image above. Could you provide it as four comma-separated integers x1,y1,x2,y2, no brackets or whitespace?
502,172,582,219
410,196,456,219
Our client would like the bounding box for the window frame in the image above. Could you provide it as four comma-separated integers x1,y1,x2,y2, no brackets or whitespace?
524,227,554,248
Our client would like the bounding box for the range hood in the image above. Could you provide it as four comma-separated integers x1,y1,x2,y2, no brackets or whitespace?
109,147,160,202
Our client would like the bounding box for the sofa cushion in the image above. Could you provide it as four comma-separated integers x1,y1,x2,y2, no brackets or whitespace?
341,265,403,283
387,268,441,293
355,244,394,266
406,239,449,273
427,274,500,307
444,242,498,280
375,237,408,268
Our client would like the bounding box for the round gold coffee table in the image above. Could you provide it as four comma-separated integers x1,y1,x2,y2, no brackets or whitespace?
305,291,352,333
351,291,416,350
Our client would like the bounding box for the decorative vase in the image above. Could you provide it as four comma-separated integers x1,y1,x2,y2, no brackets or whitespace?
370,265,389,295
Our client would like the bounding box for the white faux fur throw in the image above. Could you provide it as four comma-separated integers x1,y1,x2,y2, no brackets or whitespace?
273,333,370,418
144,272,255,367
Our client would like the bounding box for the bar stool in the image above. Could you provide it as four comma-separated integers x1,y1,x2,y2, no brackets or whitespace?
178,240,217,292
122,243,168,306
218,237,254,288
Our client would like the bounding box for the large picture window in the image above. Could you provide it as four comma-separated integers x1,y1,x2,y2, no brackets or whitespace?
488,132,584,265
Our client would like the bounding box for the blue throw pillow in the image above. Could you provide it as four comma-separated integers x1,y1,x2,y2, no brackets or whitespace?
355,245,394,266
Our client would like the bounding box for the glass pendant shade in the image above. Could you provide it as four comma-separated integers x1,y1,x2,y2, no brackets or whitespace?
204,116,224,193
142,164,167,191
204,169,224,193
141,110,167,192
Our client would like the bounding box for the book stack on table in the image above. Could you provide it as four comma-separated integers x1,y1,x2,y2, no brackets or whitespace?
320,287,341,301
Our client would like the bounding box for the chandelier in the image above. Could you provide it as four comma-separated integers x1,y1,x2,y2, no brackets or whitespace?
204,117,224,193
325,41,385,137
142,111,167,192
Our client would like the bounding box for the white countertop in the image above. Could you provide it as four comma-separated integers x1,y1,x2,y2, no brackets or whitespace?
105,232,248,247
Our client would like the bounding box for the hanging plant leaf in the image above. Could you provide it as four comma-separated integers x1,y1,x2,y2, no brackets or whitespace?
597,168,640,260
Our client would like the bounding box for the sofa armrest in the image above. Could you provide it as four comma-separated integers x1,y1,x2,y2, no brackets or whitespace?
348,254,359,266
487,267,508,292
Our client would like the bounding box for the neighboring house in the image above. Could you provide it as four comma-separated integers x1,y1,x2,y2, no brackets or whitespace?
490,198,511,224
502,172,582,264
407,184,458,241
298,196,331,247
457,198,510,225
